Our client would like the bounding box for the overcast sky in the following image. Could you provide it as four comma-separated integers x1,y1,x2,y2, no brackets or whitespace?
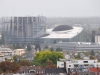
0,0,100,17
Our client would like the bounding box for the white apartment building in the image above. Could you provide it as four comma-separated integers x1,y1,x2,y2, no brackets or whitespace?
0,48,14,56
0,24,2,39
57,59,100,72
0,47,14,62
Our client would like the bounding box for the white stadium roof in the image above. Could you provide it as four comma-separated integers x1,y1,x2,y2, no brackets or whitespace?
41,25,83,39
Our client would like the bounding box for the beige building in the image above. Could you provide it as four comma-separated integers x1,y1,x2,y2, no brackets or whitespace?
14,49,26,56
92,30,100,43
95,35,100,43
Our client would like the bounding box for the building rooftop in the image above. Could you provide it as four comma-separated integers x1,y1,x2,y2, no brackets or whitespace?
45,68,67,73
89,67,100,72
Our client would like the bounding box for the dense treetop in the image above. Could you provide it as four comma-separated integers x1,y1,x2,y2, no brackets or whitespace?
34,50,64,64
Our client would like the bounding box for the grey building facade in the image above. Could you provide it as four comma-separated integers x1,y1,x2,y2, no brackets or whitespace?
53,42,100,51
2,16,46,44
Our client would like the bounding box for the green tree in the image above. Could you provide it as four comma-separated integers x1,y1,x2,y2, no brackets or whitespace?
13,56,18,62
50,47,54,52
14,43,22,49
53,40,57,44
0,61,19,73
35,43,41,51
44,59,56,68
20,60,31,66
13,55,24,63
56,47,63,51
90,55,95,59
44,45,48,49
85,37,90,42
90,50,95,55
34,50,64,64
27,44,32,51
31,60,41,66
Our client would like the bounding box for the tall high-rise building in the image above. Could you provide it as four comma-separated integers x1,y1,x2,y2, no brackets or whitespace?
2,16,46,44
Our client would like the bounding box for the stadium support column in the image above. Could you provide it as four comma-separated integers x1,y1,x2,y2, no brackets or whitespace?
6,17,9,44
11,17,13,37
12,17,14,42
11,17,14,42
17,17,18,43
27,17,29,43
22,17,23,42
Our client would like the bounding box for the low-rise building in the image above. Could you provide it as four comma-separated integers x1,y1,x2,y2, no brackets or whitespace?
0,48,13,56
89,67,100,75
17,66,67,75
18,66,44,74
24,51,34,61
45,68,67,75
0,47,13,62
68,68,95,75
0,54,5,62
14,49,26,56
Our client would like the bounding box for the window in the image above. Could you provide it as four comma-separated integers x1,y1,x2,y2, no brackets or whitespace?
61,64,64,66
83,61,88,63
69,65,71,67
74,64,78,67
84,64,89,66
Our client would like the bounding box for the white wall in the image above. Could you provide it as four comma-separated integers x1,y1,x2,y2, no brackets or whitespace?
76,60,97,64
57,60,98,68
57,61,64,68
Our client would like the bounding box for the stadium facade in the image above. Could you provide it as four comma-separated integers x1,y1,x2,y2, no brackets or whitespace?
2,16,46,44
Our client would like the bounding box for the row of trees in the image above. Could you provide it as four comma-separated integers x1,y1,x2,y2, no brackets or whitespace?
13,50,64,66
13,49,64,65
0,59,32,74
12,43,63,52
0,61,18,73
27,43,41,51
11,43,41,51
0,59,57,74
50,47,63,52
